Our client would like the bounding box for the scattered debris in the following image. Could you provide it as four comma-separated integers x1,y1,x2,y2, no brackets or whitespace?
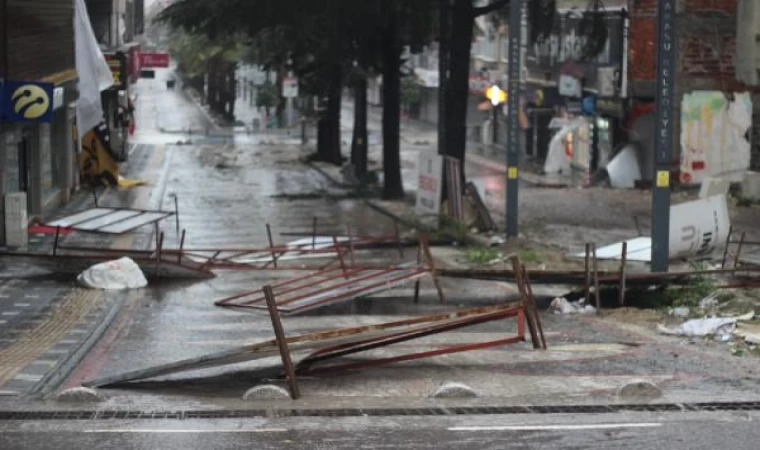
606,144,642,189
699,292,720,310
550,297,596,315
77,257,148,290
84,256,546,401
658,317,737,341
215,235,445,314
669,307,690,318
489,236,506,247
571,195,731,262
46,207,176,235
431,382,479,398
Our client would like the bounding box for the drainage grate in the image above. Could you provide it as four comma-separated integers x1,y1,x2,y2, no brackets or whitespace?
1,402,760,421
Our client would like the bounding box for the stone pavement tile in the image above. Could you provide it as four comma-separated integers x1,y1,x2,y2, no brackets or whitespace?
0,288,112,398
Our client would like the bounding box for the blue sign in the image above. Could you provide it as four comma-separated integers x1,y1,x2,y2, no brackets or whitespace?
581,96,597,115
0,80,55,123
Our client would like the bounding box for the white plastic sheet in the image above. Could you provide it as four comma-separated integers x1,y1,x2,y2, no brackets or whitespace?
550,297,597,315
77,257,148,290
657,318,736,341
74,0,115,143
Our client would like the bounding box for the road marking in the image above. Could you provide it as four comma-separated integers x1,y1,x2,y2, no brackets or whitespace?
448,423,662,432
83,428,288,434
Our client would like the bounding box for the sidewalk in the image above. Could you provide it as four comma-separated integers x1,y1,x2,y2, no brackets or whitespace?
0,143,169,399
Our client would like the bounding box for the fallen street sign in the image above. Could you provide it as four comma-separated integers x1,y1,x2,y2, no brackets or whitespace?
140,52,170,68
0,80,55,123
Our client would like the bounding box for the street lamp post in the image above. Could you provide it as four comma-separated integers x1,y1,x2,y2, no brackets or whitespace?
505,0,523,238
651,0,677,272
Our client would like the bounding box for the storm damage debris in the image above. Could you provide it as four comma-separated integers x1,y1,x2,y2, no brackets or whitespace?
0,228,215,280
77,257,148,290
83,256,546,400
215,235,446,315
46,207,176,235
570,194,731,263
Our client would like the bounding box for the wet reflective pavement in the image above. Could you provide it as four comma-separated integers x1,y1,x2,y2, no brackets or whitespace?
2,411,760,450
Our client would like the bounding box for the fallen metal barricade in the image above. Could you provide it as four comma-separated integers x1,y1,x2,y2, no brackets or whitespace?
215,235,446,314
1,227,215,279
46,207,176,234
84,256,546,399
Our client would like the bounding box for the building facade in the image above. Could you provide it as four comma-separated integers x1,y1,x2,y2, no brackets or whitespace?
628,0,755,184
86,0,143,160
0,0,79,242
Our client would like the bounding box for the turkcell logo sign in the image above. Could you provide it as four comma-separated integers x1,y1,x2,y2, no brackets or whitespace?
0,80,55,123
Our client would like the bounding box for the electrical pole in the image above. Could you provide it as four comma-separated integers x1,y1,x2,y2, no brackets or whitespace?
506,0,523,238
651,0,677,272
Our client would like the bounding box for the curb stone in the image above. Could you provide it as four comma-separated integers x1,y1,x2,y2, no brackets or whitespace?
242,385,292,401
55,387,106,403
617,380,662,399
431,382,479,398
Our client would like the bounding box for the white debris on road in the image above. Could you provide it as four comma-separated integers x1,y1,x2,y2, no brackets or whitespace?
550,297,597,315
658,317,737,341
77,257,148,290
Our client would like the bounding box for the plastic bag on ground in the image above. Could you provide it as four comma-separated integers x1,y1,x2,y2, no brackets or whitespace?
550,297,596,315
77,257,148,290
657,317,736,342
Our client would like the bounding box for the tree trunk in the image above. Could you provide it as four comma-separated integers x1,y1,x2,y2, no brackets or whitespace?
276,67,285,128
314,67,343,165
351,76,369,178
444,0,474,180
437,0,450,157
381,15,404,200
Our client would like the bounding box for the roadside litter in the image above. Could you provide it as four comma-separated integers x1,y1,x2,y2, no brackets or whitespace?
85,255,547,399
77,257,148,290
550,297,596,315
658,311,755,341
570,194,730,263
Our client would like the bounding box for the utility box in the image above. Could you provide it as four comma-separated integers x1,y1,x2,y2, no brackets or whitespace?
4,193,28,248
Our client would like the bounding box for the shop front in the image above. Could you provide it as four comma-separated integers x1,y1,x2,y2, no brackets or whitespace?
103,43,140,161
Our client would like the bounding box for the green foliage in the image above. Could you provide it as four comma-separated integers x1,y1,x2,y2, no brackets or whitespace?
256,82,279,109
401,75,423,107
465,247,503,265
517,248,540,264
737,196,754,207
168,29,245,79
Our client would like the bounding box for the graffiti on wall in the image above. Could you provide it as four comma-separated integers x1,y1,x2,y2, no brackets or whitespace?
680,91,752,185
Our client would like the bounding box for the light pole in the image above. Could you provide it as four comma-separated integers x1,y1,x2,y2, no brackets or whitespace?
651,0,677,272
506,0,523,238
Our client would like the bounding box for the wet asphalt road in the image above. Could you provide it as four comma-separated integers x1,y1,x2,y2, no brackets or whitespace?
1,411,758,449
